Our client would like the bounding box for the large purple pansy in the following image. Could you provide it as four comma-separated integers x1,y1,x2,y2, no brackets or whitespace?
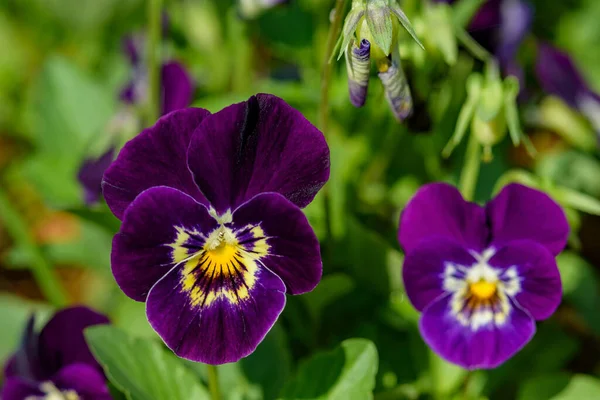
103,94,329,364
1,306,111,400
399,183,568,369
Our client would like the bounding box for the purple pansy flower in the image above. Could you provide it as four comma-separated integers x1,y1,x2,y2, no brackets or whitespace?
1,306,111,400
535,43,600,133
399,183,568,369
102,94,329,364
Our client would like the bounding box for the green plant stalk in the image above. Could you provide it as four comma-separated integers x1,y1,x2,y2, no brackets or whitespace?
147,0,162,124
207,365,221,400
318,0,348,241
0,188,67,307
459,133,481,201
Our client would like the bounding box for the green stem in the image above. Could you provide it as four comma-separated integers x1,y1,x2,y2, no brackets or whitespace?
458,133,481,202
318,0,347,241
206,365,221,400
0,187,67,307
147,0,162,124
455,27,491,63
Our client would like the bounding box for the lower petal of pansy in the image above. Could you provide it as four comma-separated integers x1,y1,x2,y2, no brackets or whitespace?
146,260,286,364
112,186,218,301
231,192,322,295
1,378,40,400
402,239,477,312
420,294,535,369
489,240,562,320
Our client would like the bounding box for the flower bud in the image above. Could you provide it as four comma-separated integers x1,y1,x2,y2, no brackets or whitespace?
346,39,372,107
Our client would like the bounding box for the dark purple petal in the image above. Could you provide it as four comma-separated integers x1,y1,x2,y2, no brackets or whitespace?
419,294,535,369
487,183,569,256
347,39,371,107
469,0,501,32
231,192,322,295
112,186,218,301
535,43,590,109
187,94,330,213
160,61,194,116
402,239,476,312
489,240,562,320
0,378,40,400
146,258,286,364
38,306,109,376
398,183,488,254
122,35,141,66
4,316,42,380
52,363,111,400
102,107,210,220
120,81,137,104
78,149,115,206
496,0,532,65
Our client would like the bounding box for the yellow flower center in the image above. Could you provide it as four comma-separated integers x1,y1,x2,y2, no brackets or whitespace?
469,280,497,300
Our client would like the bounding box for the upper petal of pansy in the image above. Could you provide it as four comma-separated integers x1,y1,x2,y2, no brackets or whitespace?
419,294,535,370
161,61,194,116
231,192,322,295
535,43,588,108
187,94,330,214
112,186,218,301
38,306,109,376
398,183,488,253
489,240,562,320
146,245,286,364
102,108,210,220
402,238,477,312
487,183,569,256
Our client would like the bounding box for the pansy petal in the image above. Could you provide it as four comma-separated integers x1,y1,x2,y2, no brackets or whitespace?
398,183,488,253
420,294,535,369
490,240,562,320
161,61,194,116
535,43,588,108
0,378,40,400
231,192,322,295
38,306,109,376
403,239,476,312
187,94,330,213
53,363,111,399
112,186,218,301
487,183,569,255
102,108,210,220
146,259,286,364
497,0,532,65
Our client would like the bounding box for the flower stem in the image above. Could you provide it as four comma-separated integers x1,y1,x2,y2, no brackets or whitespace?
206,365,221,400
318,0,347,241
455,27,491,63
0,187,67,307
459,133,481,202
147,0,162,124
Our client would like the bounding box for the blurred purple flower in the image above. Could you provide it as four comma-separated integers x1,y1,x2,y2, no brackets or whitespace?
399,183,568,369
102,94,329,364
1,307,111,400
535,43,600,132
78,148,115,206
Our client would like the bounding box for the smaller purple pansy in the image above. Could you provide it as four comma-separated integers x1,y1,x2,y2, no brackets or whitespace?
102,94,329,364
399,183,568,369
535,43,600,133
1,306,111,400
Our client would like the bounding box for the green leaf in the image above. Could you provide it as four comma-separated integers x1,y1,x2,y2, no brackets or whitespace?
282,339,378,400
426,3,457,65
552,375,600,399
553,186,600,216
241,324,292,400
85,326,210,400
390,3,424,49
366,1,394,55
303,273,356,322
517,374,571,400
451,0,486,28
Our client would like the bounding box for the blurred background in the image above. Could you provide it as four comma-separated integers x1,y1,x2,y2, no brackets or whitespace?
1,0,600,399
